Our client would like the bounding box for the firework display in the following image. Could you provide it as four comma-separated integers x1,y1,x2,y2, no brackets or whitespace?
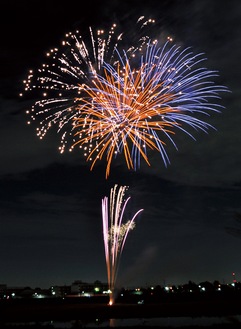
22,16,228,178
22,17,155,162
102,184,143,304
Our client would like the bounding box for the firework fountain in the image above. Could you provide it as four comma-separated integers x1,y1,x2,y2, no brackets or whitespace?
102,184,144,304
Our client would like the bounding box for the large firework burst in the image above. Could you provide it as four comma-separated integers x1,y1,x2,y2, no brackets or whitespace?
102,184,144,304
22,17,228,178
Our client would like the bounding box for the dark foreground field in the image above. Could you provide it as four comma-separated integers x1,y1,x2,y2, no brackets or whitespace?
1,323,241,329
1,295,241,328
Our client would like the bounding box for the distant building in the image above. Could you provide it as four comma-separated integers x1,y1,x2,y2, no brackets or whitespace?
71,280,109,296
51,285,71,298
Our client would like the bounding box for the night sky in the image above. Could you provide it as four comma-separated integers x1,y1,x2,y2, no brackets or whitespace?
1,0,241,289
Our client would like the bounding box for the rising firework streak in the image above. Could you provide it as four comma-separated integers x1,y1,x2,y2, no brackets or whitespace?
102,184,143,304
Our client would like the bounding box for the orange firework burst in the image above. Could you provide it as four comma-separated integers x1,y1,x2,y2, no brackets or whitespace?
72,58,176,178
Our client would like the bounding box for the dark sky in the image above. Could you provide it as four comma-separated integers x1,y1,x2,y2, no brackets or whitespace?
1,0,241,289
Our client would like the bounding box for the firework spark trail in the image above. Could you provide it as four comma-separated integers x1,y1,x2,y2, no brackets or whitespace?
21,17,229,178
102,185,143,304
